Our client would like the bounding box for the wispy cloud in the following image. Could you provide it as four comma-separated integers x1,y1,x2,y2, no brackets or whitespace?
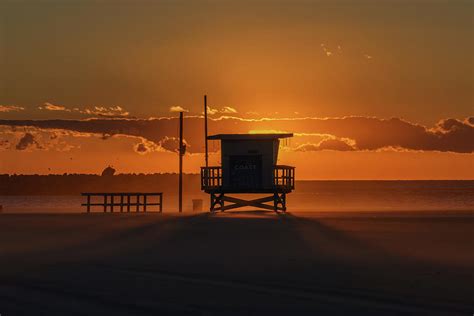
206,106,238,115
83,106,129,117
37,102,129,117
169,106,189,113
221,106,237,114
39,102,69,111
0,105,24,112
206,106,218,115
320,43,374,61
321,43,333,56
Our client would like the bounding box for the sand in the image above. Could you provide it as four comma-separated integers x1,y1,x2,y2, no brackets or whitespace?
0,211,472,315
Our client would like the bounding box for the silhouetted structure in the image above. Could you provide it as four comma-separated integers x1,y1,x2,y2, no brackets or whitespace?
178,112,185,213
81,192,163,213
101,166,116,177
201,134,295,212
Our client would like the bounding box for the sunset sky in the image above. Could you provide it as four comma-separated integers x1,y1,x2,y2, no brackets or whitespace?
0,0,473,179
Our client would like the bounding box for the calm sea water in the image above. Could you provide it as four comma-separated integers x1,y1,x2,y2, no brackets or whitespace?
1,181,473,213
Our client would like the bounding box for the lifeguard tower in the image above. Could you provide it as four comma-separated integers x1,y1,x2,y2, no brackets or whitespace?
201,133,295,212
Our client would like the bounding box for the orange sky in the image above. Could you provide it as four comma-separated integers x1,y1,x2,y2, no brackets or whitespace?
0,0,473,178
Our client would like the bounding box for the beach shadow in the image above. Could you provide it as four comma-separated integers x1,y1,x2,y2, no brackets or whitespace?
26,211,386,268
281,213,374,248
9,210,394,276
90,211,393,277
3,212,465,316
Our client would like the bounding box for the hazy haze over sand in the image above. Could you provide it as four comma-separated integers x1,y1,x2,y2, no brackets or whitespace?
0,211,472,315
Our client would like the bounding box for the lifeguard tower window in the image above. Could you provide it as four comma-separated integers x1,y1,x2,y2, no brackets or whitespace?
201,133,295,212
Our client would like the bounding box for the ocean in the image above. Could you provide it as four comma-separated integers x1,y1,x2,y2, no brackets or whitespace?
1,180,473,213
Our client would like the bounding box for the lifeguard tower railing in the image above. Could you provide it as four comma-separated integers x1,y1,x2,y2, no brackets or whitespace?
201,165,295,193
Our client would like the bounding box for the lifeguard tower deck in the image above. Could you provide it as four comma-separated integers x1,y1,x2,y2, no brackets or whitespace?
201,133,295,212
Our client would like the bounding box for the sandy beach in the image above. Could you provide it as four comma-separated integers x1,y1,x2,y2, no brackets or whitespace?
0,210,472,315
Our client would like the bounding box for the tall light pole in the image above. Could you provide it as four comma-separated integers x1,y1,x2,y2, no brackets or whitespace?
179,111,184,213
204,95,208,168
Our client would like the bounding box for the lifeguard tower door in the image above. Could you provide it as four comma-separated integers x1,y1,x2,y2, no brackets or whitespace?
229,155,262,190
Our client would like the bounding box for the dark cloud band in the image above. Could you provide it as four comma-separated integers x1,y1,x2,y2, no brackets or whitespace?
1,116,472,153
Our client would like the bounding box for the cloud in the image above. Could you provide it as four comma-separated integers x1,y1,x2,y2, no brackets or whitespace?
0,116,472,153
136,143,148,153
159,136,180,152
134,139,161,155
296,137,356,152
467,117,474,126
135,143,148,153
206,106,237,115
38,103,129,117
315,138,356,151
221,106,237,114
0,126,81,152
0,105,24,112
134,136,188,154
321,43,333,57
15,133,38,150
83,106,129,117
206,106,218,115
39,102,69,111
159,136,190,153
169,106,189,113
0,139,11,149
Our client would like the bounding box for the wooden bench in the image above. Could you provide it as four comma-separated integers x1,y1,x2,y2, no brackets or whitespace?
81,193,163,213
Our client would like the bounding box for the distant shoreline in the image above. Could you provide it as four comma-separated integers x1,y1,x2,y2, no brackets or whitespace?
1,174,472,196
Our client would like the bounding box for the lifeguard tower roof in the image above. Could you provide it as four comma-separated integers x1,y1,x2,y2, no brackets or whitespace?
208,133,293,140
